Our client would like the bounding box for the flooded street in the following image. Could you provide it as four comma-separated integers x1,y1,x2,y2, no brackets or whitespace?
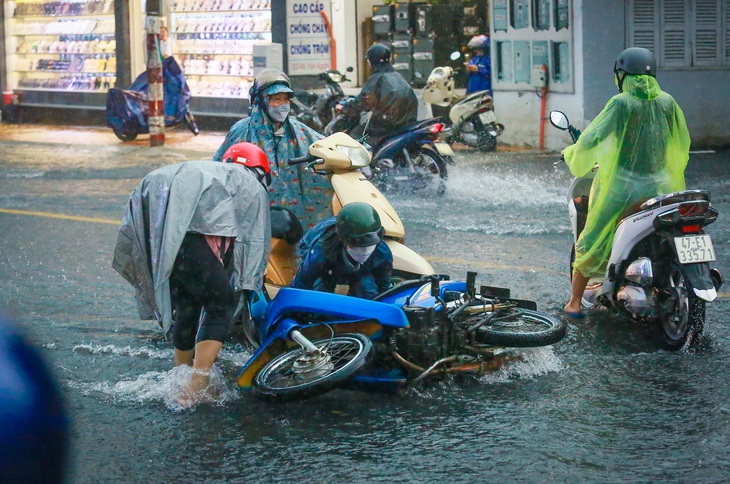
1,131,729,482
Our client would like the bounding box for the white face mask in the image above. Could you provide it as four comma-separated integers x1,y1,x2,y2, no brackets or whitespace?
346,245,376,264
267,103,290,123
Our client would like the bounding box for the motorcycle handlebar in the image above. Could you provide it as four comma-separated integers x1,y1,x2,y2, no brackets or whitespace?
287,153,317,166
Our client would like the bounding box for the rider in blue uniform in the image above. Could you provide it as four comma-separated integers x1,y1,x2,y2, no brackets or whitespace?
465,35,492,95
291,202,393,300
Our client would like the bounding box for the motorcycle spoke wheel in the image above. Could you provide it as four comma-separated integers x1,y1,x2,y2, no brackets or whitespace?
473,309,566,347
658,264,705,350
252,334,372,401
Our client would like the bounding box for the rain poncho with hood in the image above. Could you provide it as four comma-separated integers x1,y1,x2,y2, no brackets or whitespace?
564,74,690,279
212,97,332,230
356,62,418,138
112,161,271,332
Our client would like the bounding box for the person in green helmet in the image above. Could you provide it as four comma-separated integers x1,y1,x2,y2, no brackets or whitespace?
291,202,393,299
563,47,691,317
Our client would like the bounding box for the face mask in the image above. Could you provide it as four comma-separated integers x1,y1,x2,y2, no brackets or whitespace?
268,103,290,123
346,245,376,264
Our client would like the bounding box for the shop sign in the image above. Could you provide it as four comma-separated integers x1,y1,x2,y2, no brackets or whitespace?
286,0,332,75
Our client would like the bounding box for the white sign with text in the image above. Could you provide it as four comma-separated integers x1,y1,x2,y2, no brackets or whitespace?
286,0,332,75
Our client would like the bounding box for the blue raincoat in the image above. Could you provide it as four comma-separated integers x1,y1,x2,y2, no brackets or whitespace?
466,53,491,94
213,102,333,229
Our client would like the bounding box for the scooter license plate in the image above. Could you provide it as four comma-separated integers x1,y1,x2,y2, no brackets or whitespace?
674,234,716,264
479,110,497,124
434,142,454,156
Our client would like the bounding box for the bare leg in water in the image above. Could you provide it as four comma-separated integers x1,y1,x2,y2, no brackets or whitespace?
564,269,589,316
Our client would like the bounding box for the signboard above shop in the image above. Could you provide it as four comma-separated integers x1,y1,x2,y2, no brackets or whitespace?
286,0,332,75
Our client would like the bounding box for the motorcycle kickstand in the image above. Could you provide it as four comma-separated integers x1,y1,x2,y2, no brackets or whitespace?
402,148,417,174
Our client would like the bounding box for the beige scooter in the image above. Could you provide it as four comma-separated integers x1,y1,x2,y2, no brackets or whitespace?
265,132,435,294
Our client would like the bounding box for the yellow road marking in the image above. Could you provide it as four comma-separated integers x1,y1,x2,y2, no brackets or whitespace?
0,208,121,225
2,207,727,299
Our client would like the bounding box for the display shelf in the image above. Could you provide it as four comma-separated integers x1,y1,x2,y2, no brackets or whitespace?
7,1,117,96
170,1,271,98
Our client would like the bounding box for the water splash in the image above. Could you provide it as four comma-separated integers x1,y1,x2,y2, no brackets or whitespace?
71,343,170,360
478,346,563,384
68,365,241,412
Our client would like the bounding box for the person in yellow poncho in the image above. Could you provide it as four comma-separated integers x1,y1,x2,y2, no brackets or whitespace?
563,47,691,317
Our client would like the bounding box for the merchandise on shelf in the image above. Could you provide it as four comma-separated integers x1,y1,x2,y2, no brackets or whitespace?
170,0,271,98
7,0,117,93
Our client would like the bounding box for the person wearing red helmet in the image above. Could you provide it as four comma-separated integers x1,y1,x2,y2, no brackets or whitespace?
113,154,271,407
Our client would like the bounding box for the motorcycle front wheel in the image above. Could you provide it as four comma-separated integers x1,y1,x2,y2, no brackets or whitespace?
472,308,566,347
657,263,705,350
252,333,372,401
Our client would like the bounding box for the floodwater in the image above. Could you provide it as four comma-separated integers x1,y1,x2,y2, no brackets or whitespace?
0,137,729,483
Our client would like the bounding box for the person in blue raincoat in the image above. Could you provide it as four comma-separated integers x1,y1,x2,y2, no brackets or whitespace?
213,68,333,230
292,202,392,300
465,35,491,94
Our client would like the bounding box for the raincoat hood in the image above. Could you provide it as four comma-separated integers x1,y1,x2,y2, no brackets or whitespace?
212,103,332,230
112,161,271,331
562,76,690,278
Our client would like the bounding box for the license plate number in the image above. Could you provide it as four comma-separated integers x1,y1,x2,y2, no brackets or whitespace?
434,142,454,156
674,234,716,264
479,110,497,124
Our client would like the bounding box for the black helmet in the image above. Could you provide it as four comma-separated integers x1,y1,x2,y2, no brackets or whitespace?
248,68,294,104
336,202,384,247
366,43,391,66
614,47,656,77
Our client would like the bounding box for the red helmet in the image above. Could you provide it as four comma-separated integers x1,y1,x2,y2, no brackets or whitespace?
222,142,271,187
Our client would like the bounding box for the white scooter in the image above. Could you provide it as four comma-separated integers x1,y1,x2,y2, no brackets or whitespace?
420,52,504,152
550,110,723,350
265,132,435,296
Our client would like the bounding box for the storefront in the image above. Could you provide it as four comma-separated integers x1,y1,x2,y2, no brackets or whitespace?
0,0,283,125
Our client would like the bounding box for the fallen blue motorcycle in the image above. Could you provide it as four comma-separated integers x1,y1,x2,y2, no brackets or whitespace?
105,56,199,142
237,273,566,401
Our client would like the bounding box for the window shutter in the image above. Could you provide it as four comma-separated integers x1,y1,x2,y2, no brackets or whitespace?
662,0,690,66
725,0,730,65
630,0,659,56
694,0,721,66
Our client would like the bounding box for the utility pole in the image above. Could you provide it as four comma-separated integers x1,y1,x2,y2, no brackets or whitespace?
145,0,164,146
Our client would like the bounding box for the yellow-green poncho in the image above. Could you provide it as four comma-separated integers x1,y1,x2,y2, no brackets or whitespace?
564,74,690,278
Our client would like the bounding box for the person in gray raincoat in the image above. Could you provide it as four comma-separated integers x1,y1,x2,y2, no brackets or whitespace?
112,150,270,405
213,68,333,230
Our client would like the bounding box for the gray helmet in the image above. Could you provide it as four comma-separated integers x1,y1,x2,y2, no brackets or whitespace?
248,68,294,104
366,43,391,66
336,202,384,247
614,47,656,77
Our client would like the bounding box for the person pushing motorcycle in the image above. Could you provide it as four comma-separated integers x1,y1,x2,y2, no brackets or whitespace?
562,47,690,317
113,144,272,407
349,43,418,150
291,202,393,300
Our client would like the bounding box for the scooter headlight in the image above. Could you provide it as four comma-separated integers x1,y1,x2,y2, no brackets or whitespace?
336,144,371,168
624,257,653,285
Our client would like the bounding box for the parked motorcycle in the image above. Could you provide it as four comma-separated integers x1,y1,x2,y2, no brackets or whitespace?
105,56,199,142
421,52,504,152
237,271,567,401
289,67,353,133
264,131,436,293
550,110,723,350
325,97,454,195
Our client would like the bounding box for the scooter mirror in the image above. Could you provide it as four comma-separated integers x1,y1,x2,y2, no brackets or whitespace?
449,51,462,61
346,66,354,72
549,110,570,130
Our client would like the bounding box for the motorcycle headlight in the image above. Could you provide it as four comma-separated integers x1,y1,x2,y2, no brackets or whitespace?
624,257,653,285
328,73,343,83
336,144,371,167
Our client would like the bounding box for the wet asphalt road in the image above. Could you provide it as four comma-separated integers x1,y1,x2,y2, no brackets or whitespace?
0,126,729,483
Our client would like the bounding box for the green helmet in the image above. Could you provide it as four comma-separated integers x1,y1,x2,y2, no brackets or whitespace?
336,202,384,247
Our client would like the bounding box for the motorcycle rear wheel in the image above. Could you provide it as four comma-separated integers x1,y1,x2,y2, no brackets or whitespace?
252,333,372,401
473,308,566,347
113,128,138,142
406,147,448,195
657,263,705,350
